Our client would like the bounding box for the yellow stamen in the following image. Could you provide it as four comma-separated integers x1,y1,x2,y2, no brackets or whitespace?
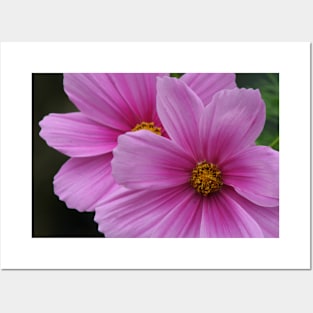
190,161,223,196
131,121,162,136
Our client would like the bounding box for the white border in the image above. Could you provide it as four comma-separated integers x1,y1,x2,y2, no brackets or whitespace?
0,42,311,269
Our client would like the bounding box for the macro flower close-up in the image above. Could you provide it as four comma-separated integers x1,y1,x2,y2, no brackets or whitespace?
38,73,236,213
94,76,279,238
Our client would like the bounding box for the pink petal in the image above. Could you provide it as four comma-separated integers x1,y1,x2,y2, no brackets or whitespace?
226,189,279,237
156,76,204,160
108,73,168,125
112,131,195,190
94,185,201,237
150,186,203,237
54,154,118,212
245,206,279,238
39,113,121,157
200,188,265,237
222,146,279,207
181,73,236,105
95,184,269,238
199,88,266,163
63,73,167,131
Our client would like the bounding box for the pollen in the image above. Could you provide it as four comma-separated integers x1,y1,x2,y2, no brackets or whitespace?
190,161,223,196
131,121,162,136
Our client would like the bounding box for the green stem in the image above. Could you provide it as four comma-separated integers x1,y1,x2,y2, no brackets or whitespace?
269,136,279,148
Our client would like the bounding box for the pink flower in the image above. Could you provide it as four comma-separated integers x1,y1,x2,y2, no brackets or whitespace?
95,76,279,238
39,73,236,212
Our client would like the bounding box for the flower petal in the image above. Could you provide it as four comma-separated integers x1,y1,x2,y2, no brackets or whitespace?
200,188,265,237
181,73,236,105
244,206,279,238
95,187,185,238
39,112,121,157
54,154,118,212
108,73,168,126
199,88,266,163
95,184,269,238
157,76,204,159
64,73,167,131
225,189,279,237
95,186,196,237
112,131,195,190
222,146,279,207
150,186,203,237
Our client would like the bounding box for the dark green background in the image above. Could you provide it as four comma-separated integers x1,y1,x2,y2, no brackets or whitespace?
33,73,279,237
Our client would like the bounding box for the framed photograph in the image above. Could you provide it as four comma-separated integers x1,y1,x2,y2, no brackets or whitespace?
0,42,310,269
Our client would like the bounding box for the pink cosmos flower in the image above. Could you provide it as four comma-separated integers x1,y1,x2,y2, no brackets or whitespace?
39,73,236,212
94,76,279,238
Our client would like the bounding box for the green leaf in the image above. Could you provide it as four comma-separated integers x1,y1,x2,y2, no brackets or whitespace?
170,73,184,78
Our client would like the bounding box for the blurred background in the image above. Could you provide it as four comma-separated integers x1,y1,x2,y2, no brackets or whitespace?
33,73,279,237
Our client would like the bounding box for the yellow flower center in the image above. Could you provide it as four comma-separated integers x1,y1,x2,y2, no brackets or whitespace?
190,161,223,196
131,121,162,136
